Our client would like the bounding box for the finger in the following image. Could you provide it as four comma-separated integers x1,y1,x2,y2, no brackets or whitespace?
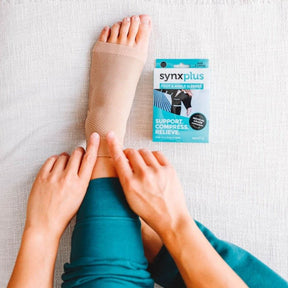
65,147,85,175
124,148,147,174
138,149,160,168
37,155,59,177
152,151,170,166
78,133,100,180
52,153,70,173
106,131,133,178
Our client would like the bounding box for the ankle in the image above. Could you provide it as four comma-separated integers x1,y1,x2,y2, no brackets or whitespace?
91,157,117,179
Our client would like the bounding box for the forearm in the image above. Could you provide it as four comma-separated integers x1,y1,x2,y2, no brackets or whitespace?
8,134,99,288
8,227,60,288
161,216,248,288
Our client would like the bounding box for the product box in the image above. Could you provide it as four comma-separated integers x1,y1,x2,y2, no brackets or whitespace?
153,59,209,142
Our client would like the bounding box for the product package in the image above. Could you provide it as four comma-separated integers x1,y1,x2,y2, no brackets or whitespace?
153,59,209,142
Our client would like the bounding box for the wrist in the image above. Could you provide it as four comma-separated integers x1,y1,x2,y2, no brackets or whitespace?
9,223,60,288
160,213,196,245
23,224,61,246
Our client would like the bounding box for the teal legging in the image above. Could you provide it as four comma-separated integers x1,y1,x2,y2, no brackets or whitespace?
62,178,288,288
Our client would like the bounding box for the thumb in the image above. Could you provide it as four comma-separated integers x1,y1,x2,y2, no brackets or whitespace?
78,132,100,180
106,131,133,180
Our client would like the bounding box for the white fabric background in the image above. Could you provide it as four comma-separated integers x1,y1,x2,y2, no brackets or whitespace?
0,1,287,287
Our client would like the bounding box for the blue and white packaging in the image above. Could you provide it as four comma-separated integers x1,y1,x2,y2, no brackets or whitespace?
153,59,209,143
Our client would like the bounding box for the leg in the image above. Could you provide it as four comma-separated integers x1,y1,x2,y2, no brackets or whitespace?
153,90,172,112
62,177,154,288
62,15,153,288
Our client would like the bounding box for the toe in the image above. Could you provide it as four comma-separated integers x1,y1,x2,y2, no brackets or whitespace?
119,17,131,44
136,15,152,44
98,26,110,42
108,22,121,43
127,15,140,45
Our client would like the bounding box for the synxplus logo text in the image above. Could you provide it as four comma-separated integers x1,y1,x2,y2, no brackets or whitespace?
160,72,204,82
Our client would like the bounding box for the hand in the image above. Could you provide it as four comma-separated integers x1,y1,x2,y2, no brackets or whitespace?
25,133,100,240
106,131,190,238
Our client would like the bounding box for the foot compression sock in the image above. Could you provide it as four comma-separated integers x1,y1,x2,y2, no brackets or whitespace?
85,41,147,155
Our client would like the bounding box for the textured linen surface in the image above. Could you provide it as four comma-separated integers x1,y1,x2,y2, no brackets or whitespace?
0,1,287,287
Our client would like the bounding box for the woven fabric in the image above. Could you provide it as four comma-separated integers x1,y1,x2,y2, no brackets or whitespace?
0,1,287,287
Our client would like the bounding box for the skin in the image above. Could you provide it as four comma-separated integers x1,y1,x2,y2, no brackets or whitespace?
8,133,100,288
8,15,152,288
9,15,247,288
106,131,248,288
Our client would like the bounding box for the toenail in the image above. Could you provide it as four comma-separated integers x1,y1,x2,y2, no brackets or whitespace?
124,17,130,22
103,26,109,31
141,18,150,25
133,15,140,21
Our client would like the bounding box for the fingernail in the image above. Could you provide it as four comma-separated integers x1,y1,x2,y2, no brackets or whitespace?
124,17,130,22
75,147,84,152
91,132,99,140
107,131,115,139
